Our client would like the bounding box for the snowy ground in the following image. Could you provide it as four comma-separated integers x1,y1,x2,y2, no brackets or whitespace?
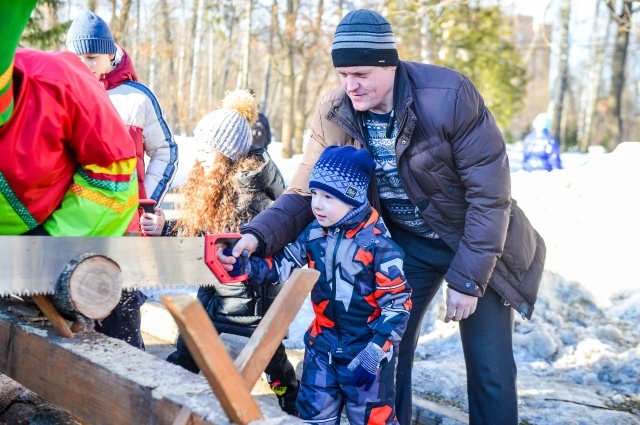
166,139,640,424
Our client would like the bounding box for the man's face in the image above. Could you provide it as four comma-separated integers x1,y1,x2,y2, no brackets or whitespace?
336,66,396,114
76,53,113,80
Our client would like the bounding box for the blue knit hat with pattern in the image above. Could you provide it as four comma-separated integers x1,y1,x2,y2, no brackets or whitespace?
331,9,398,67
309,146,375,208
66,11,116,55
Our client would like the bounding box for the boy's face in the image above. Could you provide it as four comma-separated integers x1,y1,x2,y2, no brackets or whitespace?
311,189,354,227
76,53,114,80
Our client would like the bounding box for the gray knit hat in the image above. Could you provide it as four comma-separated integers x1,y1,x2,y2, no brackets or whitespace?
194,89,259,160
66,11,117,55
331,9,398,67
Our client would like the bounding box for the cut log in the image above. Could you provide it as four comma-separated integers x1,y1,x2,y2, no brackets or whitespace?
51,253,122,320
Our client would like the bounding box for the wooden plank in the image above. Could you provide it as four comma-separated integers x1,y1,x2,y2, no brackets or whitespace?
0,301,221,425
30,294,74,338
162,295,263,425
234,268,319,390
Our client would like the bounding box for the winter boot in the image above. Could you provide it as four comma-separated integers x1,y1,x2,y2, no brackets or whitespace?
166,350,200,374
270,379,300,416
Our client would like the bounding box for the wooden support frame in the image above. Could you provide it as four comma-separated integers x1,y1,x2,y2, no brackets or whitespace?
30,294,74,338
0,299,300,425
162,268,319,425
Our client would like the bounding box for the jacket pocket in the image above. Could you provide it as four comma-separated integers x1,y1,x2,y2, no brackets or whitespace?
500,201,536,278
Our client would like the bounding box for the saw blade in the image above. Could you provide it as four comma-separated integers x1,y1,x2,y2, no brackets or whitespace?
0,236,218,296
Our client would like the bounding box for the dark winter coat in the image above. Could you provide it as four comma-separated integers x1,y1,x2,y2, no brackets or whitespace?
165,147,286,336
251,112,272,149
242,61,546,320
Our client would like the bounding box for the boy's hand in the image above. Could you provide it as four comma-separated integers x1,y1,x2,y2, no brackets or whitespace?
347,342,385,391
223,248,244,277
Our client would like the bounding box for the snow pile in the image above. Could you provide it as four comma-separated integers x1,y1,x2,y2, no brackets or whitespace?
407,142,640,423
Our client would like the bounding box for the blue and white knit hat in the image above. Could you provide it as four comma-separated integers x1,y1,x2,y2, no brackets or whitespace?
309,146,375,208
331,9,398,68
66,11,117,55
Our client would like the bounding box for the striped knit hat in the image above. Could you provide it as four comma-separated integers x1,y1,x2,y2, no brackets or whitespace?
309,146,375,208
331,9,398,68
194,89,259,160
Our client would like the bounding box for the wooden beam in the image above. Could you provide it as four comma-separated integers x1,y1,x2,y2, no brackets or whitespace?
0,300,298,425
30,295,74,339
162,295,263,425
234,268,319,390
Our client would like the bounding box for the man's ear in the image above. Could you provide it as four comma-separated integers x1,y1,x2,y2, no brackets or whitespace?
109,53,116,61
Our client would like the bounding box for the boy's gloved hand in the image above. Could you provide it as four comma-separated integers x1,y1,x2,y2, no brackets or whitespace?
224,248,252,278
347,342,385,391
223,248,243,277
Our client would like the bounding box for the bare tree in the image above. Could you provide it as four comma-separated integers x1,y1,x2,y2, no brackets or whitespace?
548,0,571,149
578,0,610,151
603,0,637,150
109,0,133,42
278,0,299,158
188,0,205,123
238,0,253,89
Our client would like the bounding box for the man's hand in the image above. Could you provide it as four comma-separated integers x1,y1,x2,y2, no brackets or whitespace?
444,286,478,323
216,233,259,271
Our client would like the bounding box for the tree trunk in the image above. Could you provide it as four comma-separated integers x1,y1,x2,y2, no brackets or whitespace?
294,61,308,154
604,0,633,150
238,0,253,89
549,0,571,149
110,0,133,42
149,3,157,92
279,0,298,159
578,1,608,151
188,0,205,124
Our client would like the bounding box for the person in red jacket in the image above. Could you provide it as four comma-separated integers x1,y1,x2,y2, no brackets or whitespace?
0,1,142,348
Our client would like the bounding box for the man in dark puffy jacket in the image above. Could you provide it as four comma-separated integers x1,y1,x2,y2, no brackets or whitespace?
220,9,546,425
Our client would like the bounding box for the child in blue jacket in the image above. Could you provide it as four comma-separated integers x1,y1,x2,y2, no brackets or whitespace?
231,146,412,424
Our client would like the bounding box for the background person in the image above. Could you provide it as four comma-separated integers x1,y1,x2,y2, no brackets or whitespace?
66,10,178,206
140,89,299,415
522,112,563,172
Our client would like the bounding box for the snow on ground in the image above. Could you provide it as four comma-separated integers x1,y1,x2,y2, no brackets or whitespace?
170,139,640,423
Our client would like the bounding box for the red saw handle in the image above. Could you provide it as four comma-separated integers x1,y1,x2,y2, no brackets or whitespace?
138,199,157,214
204,233,248,283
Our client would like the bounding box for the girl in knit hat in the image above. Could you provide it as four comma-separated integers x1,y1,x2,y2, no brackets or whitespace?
230,145,412,424
140,89,300,415
66,10,178,208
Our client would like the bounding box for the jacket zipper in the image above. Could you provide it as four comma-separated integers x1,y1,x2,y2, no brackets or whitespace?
330,227,343,364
